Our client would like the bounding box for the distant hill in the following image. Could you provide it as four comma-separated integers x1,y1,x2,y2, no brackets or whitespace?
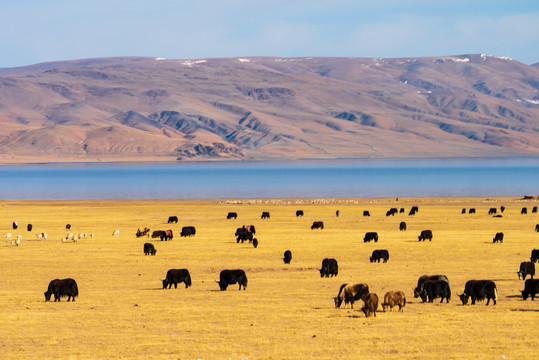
0,55,538,163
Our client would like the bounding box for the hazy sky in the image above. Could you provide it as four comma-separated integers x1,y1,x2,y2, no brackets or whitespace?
1,0,538,68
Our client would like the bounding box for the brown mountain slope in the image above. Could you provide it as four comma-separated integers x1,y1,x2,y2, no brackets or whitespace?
0,55,538,163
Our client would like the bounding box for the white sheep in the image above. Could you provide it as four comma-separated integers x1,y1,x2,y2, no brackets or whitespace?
112,229,120,236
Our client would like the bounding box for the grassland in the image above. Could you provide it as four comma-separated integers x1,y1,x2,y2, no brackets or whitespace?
0,197,538,359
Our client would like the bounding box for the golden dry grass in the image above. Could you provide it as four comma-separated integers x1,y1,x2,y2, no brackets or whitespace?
0,197,538,359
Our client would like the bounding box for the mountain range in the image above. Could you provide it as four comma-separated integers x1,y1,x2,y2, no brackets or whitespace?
0,54,538,163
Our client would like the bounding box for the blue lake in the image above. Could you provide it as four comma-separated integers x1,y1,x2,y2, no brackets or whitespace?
0,158,538,199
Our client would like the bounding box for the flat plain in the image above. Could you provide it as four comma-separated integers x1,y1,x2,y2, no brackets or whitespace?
0,197,538,359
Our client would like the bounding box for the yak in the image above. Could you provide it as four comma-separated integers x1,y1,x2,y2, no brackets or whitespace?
162,269,191,289
361,293,379,317
370,249,389,263
418,230,433,241
216,269,247,291
143,242,156,255
180,226,196,237
458,280,497,305
518,262,535,280
363,232,378,242
420,280,451,303
283,250,292,264
493,232,504,243
414,275,449,298
320,258,338,277
44,278,78,302
381,291,406,312
522,279,539,300
334,283,369,309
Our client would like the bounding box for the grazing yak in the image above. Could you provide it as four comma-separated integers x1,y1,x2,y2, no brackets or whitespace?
12,221,18,230
180,226,196,237
227,212,237,219
533,206,538,213
488,208,497,215
420,279,451,303
500,206,505,213
521,207,528,215
162,269,191,289
334,283,369,309
216,269,247,291
168,216,178,223
252,238,258,248
418,230,433,241
336,210,340,217
386,208,398,216
469,208,476,214
143,243,156,256
461,208,466,214
532,249,539,262
44,278,78,302
235,225,255,243
136,227,150,237
320,258,338,277
261,211,270,219
414,275,449,298
458,280,497,305
311,221,324,230
493,232,504,243
152,230,173,241
65,224,71,231
363,232,378,243
370,249,389,263
296,210,304,217
235,227,253,243
408,206,419,215
363,210,370,217
518,262,535,280
283,250,292,264
522,279,539,300
399,221,406,231
27,224,32,231
535,224,539,233
382,291,406,312
361,293,379,317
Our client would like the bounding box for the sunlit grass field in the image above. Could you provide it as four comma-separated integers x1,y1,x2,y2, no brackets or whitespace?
0,197,538,359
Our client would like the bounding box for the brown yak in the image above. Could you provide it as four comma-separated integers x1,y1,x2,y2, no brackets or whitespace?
334,283,369,309
381,291,406,312
361,293,379,317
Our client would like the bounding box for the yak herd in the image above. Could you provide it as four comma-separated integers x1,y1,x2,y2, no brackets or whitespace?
25,206,539,316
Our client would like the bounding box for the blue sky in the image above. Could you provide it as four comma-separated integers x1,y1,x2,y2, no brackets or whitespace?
1,0,538,68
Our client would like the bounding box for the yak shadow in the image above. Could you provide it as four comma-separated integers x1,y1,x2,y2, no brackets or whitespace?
505,294,524,299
